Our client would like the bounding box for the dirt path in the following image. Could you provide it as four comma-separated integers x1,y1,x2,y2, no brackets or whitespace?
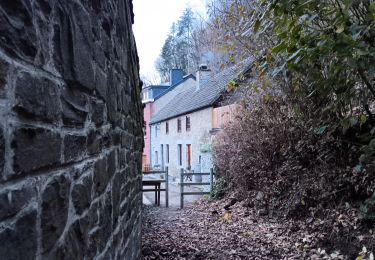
141,198,351,260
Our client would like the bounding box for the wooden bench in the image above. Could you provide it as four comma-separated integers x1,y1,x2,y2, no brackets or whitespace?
142,168,169,207
142,179,162,206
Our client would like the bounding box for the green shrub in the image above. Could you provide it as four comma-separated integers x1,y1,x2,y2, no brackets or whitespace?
211,177,226,199
360,191,375,220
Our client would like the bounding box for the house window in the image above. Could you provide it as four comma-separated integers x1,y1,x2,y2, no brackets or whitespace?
166,121,169,134
186,144,192,168
178,144,182,166
161,144,164,168
166,144,169,163
143,121,147,138
177,118,182,133
186,116,191,131
155,151,158,165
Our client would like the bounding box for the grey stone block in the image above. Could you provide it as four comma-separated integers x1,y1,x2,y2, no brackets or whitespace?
61,86,88,128
94,69,107,100
112,170,125,228
78,201,99,241
0,0,37,62
91,99,105,126
0,208,37,260
12,127,62,174
93,157,108,194
13,72,61,124
98,191,113,250
0,127,4,176
54,220,84,260
72,174,92,215
64,134,87,162
87,130,101,155
41,174,70,253
0,58,9,98
0,183,36,221
69,3,95,90
107,149,116,178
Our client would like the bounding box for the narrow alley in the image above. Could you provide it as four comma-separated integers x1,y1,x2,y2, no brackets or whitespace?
141,197,340,260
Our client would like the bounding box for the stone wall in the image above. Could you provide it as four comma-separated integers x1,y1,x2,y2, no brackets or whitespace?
0,0,143,259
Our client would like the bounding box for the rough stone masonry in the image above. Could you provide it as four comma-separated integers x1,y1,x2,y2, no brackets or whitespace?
0,0,144,259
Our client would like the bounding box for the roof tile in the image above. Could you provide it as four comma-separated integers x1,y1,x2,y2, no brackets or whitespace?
150,59,253,124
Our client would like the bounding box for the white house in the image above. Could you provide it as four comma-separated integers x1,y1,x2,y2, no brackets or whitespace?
141,69,195,170
149,60,253,179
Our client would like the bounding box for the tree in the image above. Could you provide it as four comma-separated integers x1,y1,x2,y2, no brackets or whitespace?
156,8,199,81
210,0,375,221
206,0,273,66
208,0,375,164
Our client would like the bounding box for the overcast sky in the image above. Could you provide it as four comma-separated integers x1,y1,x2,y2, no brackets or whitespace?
133,0,207,83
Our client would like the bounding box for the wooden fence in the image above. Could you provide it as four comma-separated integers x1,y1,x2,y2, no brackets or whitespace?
180,168,214,209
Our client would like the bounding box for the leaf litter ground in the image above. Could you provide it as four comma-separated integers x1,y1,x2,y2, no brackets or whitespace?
142,197,374,259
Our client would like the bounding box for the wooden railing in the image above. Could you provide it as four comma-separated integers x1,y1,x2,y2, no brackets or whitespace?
143,164,152,172
179,168,214,209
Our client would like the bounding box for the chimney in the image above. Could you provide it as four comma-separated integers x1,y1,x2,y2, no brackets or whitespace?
196,64,211,91
169,69,184,87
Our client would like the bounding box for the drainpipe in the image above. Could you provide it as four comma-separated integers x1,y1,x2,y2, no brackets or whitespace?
149,124,152,166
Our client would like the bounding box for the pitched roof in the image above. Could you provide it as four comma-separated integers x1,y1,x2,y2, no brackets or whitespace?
150,59,253,124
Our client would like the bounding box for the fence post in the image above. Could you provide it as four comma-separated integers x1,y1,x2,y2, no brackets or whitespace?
209,168,214,198
180,168,184,209
165,167,169,208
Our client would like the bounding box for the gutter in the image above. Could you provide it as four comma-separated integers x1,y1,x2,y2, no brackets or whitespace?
149,104,213,125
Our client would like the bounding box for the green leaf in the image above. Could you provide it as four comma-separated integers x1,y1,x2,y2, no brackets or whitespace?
263,95,271,103
359,115,367,125
349,117,358,126
370,2,375,20
343,0,353,9
342,119,350,134
359,154,370,163
357,49,369,56
254,19,261,33
314,126,327,135
353,164,362,173
271,66,283,77
272,42,287,54
369,138,375,149
297,0,315,9
336,23,345,34
287,49,302,62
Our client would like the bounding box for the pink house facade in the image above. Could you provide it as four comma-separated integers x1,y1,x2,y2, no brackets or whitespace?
142,101,153,168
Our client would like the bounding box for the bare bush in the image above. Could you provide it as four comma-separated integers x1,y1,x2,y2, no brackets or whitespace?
213,97,375,217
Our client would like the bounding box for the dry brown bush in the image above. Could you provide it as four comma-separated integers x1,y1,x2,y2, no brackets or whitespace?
213,97,375,218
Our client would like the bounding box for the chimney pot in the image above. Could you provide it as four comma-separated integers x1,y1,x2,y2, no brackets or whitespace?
196,65,211,91
169,69,184,87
